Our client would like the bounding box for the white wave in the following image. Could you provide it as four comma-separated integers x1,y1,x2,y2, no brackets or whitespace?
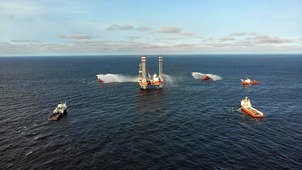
96,74,137,83
191,72,222,81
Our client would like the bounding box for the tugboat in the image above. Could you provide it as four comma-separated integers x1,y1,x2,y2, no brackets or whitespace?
241,97,264,118
50,102,67,121
241,78,260,85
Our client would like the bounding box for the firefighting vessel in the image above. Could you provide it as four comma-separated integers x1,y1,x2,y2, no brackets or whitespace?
202,75,210,80
241,78,260,85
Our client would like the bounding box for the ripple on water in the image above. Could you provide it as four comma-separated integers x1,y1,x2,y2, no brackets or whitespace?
1,56,302,169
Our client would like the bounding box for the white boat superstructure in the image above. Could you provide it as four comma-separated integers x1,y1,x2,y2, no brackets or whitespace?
53,102,67,114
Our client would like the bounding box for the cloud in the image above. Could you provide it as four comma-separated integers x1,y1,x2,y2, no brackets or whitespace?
156,36,185,41
59,33,91,40
137,26,151,32
257,36,292,44
230,32,256,36
155,26,182,33
107,24,195,37
245,35,293,44
220,37,236,42
1,33,301,56
126,36,140,41
226,32,293,45
107,24,151,32
107,24,134,31
11,39,35,42
106,24,195,38
0,40,174,55
154,26,195,37
200,32,300,52
107,25,151,32
180,31,195,36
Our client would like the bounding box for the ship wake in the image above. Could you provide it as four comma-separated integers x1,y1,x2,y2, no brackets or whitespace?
192,72,222,81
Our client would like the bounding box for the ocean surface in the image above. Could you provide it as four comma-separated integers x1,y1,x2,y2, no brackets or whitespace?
0,55,302,169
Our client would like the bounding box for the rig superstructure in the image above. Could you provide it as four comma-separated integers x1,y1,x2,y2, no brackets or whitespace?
138,56,164,89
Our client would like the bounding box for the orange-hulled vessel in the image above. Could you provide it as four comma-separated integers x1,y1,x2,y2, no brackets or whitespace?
241,97,264,118
241,78,260,85
202,75,210,81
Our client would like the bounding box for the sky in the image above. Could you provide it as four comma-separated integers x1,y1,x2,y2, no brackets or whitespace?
0,0,301,56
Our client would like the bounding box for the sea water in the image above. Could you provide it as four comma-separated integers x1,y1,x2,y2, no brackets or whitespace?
0,55,301,169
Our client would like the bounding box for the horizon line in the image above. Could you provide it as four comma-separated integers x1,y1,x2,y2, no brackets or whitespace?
1,53,302,57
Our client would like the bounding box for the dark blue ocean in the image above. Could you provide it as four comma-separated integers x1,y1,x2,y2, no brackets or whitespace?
0,55,302,169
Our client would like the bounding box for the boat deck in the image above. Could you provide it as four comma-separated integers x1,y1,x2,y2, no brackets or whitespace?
245,106,262,115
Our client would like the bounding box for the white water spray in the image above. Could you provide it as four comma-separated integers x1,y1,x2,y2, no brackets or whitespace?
97,74,137,83
191,72,222,81
97,73,175,86
163,74,173,86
